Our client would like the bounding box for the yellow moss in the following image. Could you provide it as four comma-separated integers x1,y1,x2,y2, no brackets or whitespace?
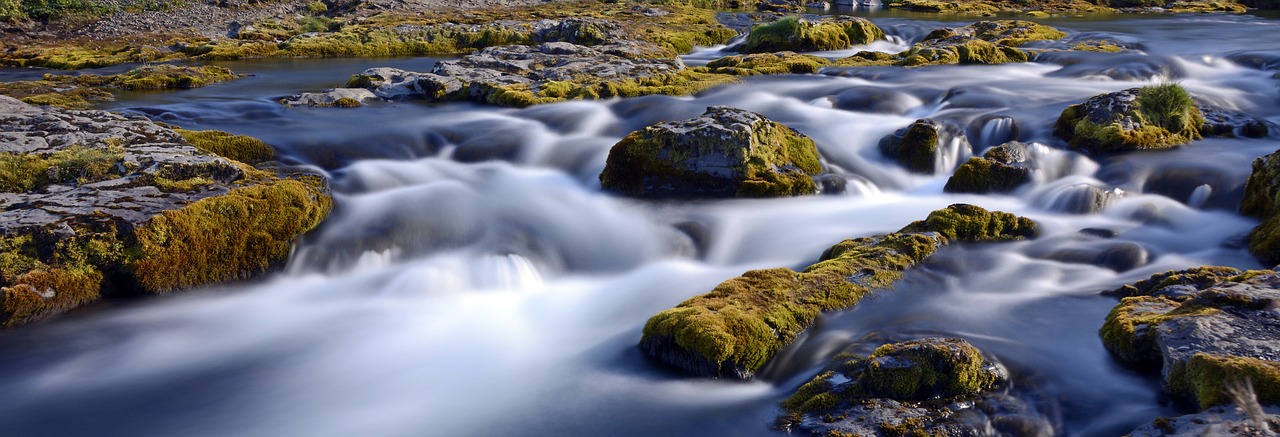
130,177,331,292
1055,83,1204,154
1099,296,1218,367
739,16,884,54
706,52,832,75
176,129,275,164
2,265,103,327
0,145,125,192
1168,353,1280,409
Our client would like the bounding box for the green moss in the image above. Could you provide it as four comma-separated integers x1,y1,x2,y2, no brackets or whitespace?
0,145,124,192
1055,84,1204,154
1248,215,1280,266
1099,296,1217,367
1241,150,1280,219
1167,1,1248,12
130,177,331,292
175,129,275,164
0,43,178,69
879,120,939,174
706,52,832,75
1105,266,1243,298
943,155,1029,194
331,97,362,108
1167,353,1280,409
899,203,1038,242
739,16,884,54
853,338,999,400
0,224,128,327
1072,41,1125,52
970,20,1066,47
0,79,114,109
306,1,328,15
781,371,839,413
640,205,1034,378
894,0,999,13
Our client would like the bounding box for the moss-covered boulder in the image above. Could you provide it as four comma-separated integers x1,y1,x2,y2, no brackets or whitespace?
0,96,331,327
890,20,1065,67
1099,268,1280,409
0,65,242,110
1243,149,1280,266
944,141,1034,194
599,106,822,199
738,15,885,54
878,119,970,175
1054,84,1205,154
639,204,1036,379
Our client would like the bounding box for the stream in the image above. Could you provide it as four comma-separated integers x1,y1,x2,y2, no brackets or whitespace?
1,11,1279,437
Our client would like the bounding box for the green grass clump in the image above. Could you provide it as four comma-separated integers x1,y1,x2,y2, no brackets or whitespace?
0,145,124,192
175,129,275,164
131,177,331,292
739,16,884,54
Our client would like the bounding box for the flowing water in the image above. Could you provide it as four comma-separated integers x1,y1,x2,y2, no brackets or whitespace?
2,11,1280,437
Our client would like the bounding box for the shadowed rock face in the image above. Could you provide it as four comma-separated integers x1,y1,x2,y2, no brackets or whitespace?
1101,268,1280,409
599,105,823,199
0,96,331,327
1242,149,1280,266
944,141,1034,194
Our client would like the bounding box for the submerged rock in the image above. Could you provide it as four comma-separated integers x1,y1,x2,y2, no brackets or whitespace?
0,96,331,327
290,41,737,108
1099,268,1280,409
738,15,884,54
944,141,1035,194
1053,84,1204,154
778,337,1058,437
639,204,1036,379
598,105,822,199
878,119,970,175
1242,149,1280,266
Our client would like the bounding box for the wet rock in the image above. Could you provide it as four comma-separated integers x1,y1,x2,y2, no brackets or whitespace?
1128,405,1280,437
280,87,378,107
0,96,331,327
1100,269,1280,409
738,15,884,54
706,52,831,76
1034,183,1122,214
1027,238,1149,272
778,338,1057,437
830,86,919,115
639,204,1036,379
530,18,624,46
1053,84,1204,154
879,119,970,175
1242,149,1280,266
311,41,732,108
1197,104,1271,138
944,141,1034,194
895,20,1065,67
598,105,821,199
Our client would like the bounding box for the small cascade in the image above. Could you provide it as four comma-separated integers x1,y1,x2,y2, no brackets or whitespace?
1031,179,1125,214
977,117,1018,149
1187,184,1213,209
934,129,972,176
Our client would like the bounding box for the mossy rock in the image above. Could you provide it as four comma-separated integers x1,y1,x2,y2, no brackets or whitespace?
175,129,275,164
1167,1,1249,12
878,119,969,175
944,141,1035,194
706,51,832,75
600,105,822,199
893,0,1000,13
639,204,1035,379
1099,271,1280,409
0,65,242,110
738,15,884,54
1054,84,1205,154
1242,149,1280,266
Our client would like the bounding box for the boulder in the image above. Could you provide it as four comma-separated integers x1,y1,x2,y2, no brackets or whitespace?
944,141,1035,194
777,338,1056,437
1241,149,1280,266
878,119,970,174
1054,84,1204,154
738,16,884,54
1100,268,1280,409
0,96,331,327
639,204,1036,379
895,20,1065,67
599,106,822,199
280,87,378,108
1128,405,1280,437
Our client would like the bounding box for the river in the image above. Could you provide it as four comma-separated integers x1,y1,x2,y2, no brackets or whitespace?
0,10,1278,437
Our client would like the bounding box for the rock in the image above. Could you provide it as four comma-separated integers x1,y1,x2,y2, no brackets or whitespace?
280,87,378,107
531,18,624,46
639,204,1036,379
830,86,919,115
878,119,970,175
1242,149,1280,266
1053,84,1204,154
778,338,1058,437
944,141,1034,194
316,41,736,108
1199,104,1271,138
1128,405,1280,437
738,15,884,54
0,96,331,327
1034,183,1122,214
705,52,832,76
1099,269,1280,409
598,105,822,199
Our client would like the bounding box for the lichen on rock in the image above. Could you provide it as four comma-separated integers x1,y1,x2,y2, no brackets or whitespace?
599,105,822,199
639,204,1036,379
